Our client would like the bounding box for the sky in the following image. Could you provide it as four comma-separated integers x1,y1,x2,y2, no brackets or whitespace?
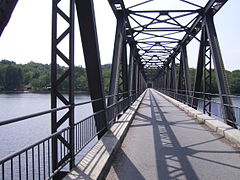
0,0,239,71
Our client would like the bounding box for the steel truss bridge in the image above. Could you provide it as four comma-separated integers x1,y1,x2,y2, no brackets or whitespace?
0,0,239,179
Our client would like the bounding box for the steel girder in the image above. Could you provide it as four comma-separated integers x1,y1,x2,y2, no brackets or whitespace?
0,0,18,36
128,43,137,95
205,14,236,128
170,58,177,97
108,11,128,106
51,0,75,177
177,58,184,92
192,26,212,115
107,0,236,127
203,46,212,115
108,0,147,95
75,0,108,137
108,0,227,80
181,45,191,104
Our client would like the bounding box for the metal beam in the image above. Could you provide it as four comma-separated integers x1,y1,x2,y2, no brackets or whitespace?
129,43,136,95
51,0,75,176
108,12,126,105
170,58,177,96
205,13,236,128
177,57,183,91
192,27,207,109
135,61,139,93
165,0,228,66
0,0,18,36
181,45,191,104
75,0,108,137
121,39,129,98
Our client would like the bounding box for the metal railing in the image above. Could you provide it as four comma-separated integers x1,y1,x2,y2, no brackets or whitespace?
0,90,143,180
156,88,240,129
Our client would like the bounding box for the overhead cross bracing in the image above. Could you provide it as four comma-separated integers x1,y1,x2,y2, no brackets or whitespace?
108,0,226,80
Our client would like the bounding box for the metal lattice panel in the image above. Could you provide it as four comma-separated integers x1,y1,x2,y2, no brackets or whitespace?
108,0,227,80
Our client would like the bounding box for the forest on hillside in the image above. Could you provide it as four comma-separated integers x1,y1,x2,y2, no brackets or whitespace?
0,60,240,94
0,60,111,92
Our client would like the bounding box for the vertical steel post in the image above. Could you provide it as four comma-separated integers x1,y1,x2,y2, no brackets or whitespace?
69,0,75,169
51,0,75,177
192,27,207,109
181,45,191,104
129,43,135,95
170,59,177,97
51,0,57,174
121,40,129,99
132,59,137,94
167,65,171,95
203,49,212,115
108,12,126,105
75,0,108,137
205,14,237,128
164,71,167,93
192,26,212,114
177,59,184,101
135,62,139,93
138,68,141,92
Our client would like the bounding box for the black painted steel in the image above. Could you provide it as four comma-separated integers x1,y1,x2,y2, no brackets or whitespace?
51,0,75,177
191,26,212,114
177,59,184,94
108,12,126,106
128,43,136,95
192,27,207,109
0,0,238,178
170,58,177,97
75,0,108,138
181,45,191,104
123,0,236,128
205,13,236,128
0,0,18,36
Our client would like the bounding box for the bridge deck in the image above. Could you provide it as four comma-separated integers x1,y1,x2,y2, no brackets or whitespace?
106,89,240,180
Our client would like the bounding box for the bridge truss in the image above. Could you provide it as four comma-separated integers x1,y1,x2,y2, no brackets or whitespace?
0,0,237,179
51,0,237,176
107,0,236,128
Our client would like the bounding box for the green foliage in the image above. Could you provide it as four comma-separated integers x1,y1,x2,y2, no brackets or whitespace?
189,68,196,88
0,62,23,90
0,60,111,92
1,59,239,95
102,64,111,93
229,70,240,94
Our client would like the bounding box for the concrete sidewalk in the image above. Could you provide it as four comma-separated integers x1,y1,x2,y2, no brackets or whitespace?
106,89,240,180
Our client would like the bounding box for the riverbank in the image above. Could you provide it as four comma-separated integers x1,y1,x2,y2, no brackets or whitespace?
0,90,89,94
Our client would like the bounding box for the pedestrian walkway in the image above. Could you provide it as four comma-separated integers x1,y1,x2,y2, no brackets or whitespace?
106,89,240,180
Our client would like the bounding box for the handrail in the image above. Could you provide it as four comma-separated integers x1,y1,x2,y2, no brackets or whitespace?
0,98,103,126
157,88,240,128
0,90,145,180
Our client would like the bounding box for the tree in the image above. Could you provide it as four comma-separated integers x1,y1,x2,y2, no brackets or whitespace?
5,65,23,90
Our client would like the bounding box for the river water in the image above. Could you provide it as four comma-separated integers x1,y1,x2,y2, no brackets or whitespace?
0,93,92,160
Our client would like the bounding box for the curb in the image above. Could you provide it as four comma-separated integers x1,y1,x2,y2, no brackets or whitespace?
63,90,147,180
154,90,240,147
